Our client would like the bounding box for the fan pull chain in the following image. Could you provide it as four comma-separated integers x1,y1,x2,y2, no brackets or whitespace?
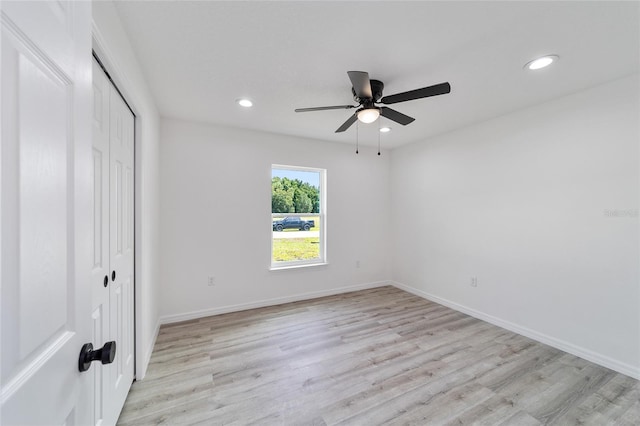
377,121,381,156
356,120,359,154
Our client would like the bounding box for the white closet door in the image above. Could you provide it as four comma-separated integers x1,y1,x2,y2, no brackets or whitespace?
107,71,135,422
1,1,93,424
91,58,113,426
91,58,135,425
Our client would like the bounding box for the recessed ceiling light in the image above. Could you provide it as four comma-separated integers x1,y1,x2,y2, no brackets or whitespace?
237,98,253,108
524,55,559,70
379,127,392,133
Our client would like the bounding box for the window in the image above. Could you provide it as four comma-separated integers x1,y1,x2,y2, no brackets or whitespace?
271,165,326,268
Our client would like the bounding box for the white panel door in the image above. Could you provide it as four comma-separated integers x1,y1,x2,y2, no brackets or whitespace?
92,58,135,424
1,1,93,425
91,58,112,426
108,74,135,420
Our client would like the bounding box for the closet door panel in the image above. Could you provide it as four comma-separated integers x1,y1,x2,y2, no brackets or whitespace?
90,58,111,426
108,83,135,419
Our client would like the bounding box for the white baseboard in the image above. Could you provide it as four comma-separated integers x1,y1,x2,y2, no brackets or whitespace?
136,318,161,380
391,281,640,380
159,281,391,325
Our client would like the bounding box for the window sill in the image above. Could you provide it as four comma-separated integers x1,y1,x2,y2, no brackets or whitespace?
269,262,329,271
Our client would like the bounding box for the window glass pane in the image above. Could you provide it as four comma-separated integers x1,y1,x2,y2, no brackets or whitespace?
271,166,324,266
271,168,321,214
272,214,321,262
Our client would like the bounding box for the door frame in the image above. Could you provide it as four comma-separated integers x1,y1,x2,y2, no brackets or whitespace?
91,27,144,379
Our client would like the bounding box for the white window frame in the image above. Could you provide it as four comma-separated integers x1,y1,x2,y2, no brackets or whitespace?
270,164,326,270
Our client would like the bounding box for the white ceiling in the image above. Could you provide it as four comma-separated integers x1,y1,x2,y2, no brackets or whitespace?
114,1,639,149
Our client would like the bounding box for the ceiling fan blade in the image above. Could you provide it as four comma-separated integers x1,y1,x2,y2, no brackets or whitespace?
381,82,451,105
347,71,372,99
380,107,415,125
335,114,358,133
295,105,355,112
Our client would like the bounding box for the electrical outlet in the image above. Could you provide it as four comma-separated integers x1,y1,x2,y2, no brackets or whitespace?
207,276,216,286
470,277,478,287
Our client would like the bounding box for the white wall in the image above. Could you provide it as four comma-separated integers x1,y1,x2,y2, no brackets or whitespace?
390,74,640,378
159,118,391,320
92,1,161,379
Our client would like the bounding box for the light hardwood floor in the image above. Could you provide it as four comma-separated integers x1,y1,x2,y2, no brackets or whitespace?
118,286,639,425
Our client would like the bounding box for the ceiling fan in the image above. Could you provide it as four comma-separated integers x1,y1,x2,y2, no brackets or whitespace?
295,71,451,133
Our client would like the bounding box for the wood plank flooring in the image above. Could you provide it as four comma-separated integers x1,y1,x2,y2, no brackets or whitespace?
118,286,639,425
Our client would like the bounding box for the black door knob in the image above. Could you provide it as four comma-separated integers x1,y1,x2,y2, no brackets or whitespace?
78,341,116,372
111,270,116,281
103,275,108,287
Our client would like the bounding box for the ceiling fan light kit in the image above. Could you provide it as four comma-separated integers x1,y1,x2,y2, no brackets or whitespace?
357,108,380,124
294,71,451,133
